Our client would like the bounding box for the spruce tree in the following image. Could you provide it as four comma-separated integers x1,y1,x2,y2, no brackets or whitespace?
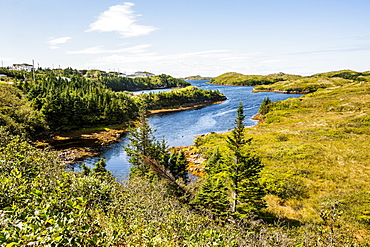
193,175,229,218
168,150,188,182
193,148,230,218
259,97,272,115
124,111,188,183
227,102,266,217
124,112,161,177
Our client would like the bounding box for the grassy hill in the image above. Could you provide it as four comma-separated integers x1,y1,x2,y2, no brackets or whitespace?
211,70,370,94
209,72,301,86
193,79,370,239
254,70,370,93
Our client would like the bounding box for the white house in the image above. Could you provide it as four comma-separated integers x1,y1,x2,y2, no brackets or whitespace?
12,63,33,72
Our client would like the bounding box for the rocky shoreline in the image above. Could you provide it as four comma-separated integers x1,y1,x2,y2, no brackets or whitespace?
35,127,129,166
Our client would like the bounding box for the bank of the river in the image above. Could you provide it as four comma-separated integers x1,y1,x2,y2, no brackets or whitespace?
148,100,225,114
43,100,227,166
251,88,310,94
35,124,132,166
179,111,265,177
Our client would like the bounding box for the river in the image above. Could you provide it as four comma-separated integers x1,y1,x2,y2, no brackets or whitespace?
81,80,302,180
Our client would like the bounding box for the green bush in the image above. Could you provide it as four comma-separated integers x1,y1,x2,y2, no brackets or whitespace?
260,170,308,199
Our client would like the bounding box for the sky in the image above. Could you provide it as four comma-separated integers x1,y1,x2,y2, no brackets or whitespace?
1,0,370,77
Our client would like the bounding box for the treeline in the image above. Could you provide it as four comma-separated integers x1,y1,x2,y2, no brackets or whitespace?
0,74,225,136
101,74,190,91
136,86,226,110
0,67,190,92
22,76,137,132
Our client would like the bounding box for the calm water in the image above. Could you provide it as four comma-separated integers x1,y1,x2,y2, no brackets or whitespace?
81,80,302,180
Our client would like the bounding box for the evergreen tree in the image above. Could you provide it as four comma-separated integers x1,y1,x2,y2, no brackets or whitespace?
92,158,108,175
227,102,266,217
193,148,230,218
193,175,229,218
124,113,161,178
81,163,91,176
204,148,227,175
259,97,272,115
124,112,189,190
168,150,188,182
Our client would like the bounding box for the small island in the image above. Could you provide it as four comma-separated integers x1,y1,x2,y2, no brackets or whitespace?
181,75,214,80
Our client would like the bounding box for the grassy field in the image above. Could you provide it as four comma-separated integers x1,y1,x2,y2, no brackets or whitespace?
193,79,370,239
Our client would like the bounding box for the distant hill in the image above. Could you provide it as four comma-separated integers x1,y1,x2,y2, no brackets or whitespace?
182,75,213,80
254,70,370,93
210,70,370,94
209,72,301,86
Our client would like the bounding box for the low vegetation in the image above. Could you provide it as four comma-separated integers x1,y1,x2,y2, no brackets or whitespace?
0,83,46,137
0,129,296,246
193,78,370,244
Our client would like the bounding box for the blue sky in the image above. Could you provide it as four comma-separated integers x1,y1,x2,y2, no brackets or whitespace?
1,0,369,77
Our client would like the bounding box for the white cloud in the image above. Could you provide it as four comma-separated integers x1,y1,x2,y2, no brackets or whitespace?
86,2,158,38
47,37,72,49
68,44,152,54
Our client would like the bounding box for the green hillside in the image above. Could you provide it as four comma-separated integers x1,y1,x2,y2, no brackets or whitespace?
193,78,370,241
210,70,370,94
209,72,301,86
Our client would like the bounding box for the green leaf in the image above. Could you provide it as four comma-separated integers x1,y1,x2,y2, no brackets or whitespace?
31,189,43,196
6,243,20,247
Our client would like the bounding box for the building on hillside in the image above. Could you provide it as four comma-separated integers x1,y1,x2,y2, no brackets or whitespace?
0,74,7,78
12,63,33,72
134,71,155,78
